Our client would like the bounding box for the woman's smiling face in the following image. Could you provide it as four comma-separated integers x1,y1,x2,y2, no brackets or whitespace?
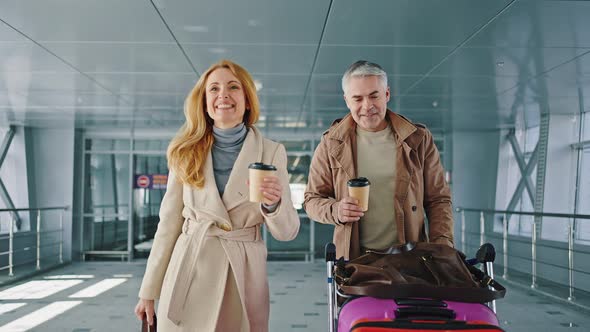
205,68,248,129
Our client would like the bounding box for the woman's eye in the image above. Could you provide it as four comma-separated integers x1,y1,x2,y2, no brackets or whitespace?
210,87,218,92
230,85,240,90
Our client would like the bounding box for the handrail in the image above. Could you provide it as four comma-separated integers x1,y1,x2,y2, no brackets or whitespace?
455,206,586,307
455,207,590,220
0,207,66,277
0,206,69,212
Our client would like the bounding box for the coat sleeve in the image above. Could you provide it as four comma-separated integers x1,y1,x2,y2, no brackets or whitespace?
303,136,341,225
262,144,300,241
138,170,185,300
422,130,454,247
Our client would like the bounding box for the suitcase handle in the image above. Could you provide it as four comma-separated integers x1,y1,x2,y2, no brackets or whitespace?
395,307,456,319
394,298,448,307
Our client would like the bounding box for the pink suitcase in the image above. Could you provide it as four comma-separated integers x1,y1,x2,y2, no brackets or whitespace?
337,297,499,332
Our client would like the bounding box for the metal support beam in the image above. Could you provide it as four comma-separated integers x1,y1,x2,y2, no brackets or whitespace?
0,126,20,226
533,113,550,237
506,141,539,221
507,131,535,203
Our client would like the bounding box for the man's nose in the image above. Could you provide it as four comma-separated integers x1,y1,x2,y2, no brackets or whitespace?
361,98,372,110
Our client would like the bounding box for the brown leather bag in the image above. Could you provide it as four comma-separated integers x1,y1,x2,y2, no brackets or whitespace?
141,314,157,332
334,242,505,303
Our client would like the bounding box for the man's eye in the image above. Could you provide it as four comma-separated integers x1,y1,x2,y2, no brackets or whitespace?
370,95,378,99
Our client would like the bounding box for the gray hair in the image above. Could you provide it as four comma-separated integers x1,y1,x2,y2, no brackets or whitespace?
341,60,388,94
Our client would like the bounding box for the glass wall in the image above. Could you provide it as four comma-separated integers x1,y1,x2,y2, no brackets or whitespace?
81,137,169,259
82,143,130,254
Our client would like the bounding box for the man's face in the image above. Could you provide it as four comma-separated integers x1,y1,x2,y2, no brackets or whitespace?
344,75,390,132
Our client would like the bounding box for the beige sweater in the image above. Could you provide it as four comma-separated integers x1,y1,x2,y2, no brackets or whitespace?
356,125,397,250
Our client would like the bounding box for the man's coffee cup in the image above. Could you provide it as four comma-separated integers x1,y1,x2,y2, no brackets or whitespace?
248,163,277,203
347,177,370,211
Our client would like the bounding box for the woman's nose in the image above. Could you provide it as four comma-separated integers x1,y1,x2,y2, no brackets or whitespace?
218,90,229,99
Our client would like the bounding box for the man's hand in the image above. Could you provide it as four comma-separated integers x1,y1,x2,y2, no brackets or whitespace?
337,197,364,223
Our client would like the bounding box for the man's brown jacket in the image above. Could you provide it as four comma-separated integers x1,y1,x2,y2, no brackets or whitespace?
304,110,453,259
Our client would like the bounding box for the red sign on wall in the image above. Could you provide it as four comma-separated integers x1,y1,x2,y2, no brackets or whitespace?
134,174,167,189
136,175,150,188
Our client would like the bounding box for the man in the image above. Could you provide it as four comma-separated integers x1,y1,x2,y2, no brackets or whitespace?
303,60,453,260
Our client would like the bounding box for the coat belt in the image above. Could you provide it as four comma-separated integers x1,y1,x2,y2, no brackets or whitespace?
167,219,261,325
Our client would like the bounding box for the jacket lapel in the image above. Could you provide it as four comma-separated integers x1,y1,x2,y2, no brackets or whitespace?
328,115,357,180
223,127,263,211
189,151,232,223
389,111,417,205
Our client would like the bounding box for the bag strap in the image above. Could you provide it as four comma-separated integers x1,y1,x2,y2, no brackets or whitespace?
467,264,507,298
142,314,157,332
339,264,506,303
339,281,505,303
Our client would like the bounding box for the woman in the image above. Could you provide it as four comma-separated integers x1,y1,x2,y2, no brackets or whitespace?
134,59,300,331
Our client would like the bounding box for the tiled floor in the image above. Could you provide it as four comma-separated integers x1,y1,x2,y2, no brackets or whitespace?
0,260,588,331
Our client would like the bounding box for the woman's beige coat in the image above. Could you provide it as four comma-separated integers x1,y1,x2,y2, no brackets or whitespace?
138,127,300,331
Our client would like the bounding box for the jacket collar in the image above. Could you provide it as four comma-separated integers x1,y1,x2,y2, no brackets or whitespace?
192,126,263,223
222,126,263,210
326,110,420,149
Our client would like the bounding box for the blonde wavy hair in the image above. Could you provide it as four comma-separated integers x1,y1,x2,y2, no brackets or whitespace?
167,60,260,188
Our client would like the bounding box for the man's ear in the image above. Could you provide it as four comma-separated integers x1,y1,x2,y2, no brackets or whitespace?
343,94,350,109
385,87,391,103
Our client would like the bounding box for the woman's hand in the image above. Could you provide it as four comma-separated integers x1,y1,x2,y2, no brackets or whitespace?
259,176,282,206
134,298,155,325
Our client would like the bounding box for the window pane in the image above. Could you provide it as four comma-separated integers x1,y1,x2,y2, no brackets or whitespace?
84,154,130,216
85,139,130,151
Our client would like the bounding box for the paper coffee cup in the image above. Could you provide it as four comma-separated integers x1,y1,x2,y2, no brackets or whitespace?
248,163,277,203
347,177,370,211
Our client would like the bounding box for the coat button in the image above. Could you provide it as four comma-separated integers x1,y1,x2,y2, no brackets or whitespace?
220,223,231,231
412,206,417,212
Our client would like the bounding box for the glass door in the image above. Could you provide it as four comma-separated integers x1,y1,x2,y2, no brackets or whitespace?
132,155,168,258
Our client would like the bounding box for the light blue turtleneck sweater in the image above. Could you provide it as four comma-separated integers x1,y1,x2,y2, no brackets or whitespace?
212,123,247,195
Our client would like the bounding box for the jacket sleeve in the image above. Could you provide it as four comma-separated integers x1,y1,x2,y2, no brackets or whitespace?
303,136,340,225
422,130,454,247
138,170,184,300
262,144,301,241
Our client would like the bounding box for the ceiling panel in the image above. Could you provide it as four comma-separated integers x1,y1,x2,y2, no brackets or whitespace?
0,72,107,93
404,75,520,97
183,44,316,75
90,72,197,94
432,47,589,78
0,0,589,133
0,0,172,42
157,0,331,44
13,91,121,109
314,46,452,75
469,0,590,48
254,74,309,96
42,42,192,73
124,93,186,109
323,0,513,46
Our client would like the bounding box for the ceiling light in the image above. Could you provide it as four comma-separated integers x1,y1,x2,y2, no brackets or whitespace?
247,19,261,27
496,61,505,67
254,79,263,91
184,25,208,33
432,100,438,108
208,48,226,54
